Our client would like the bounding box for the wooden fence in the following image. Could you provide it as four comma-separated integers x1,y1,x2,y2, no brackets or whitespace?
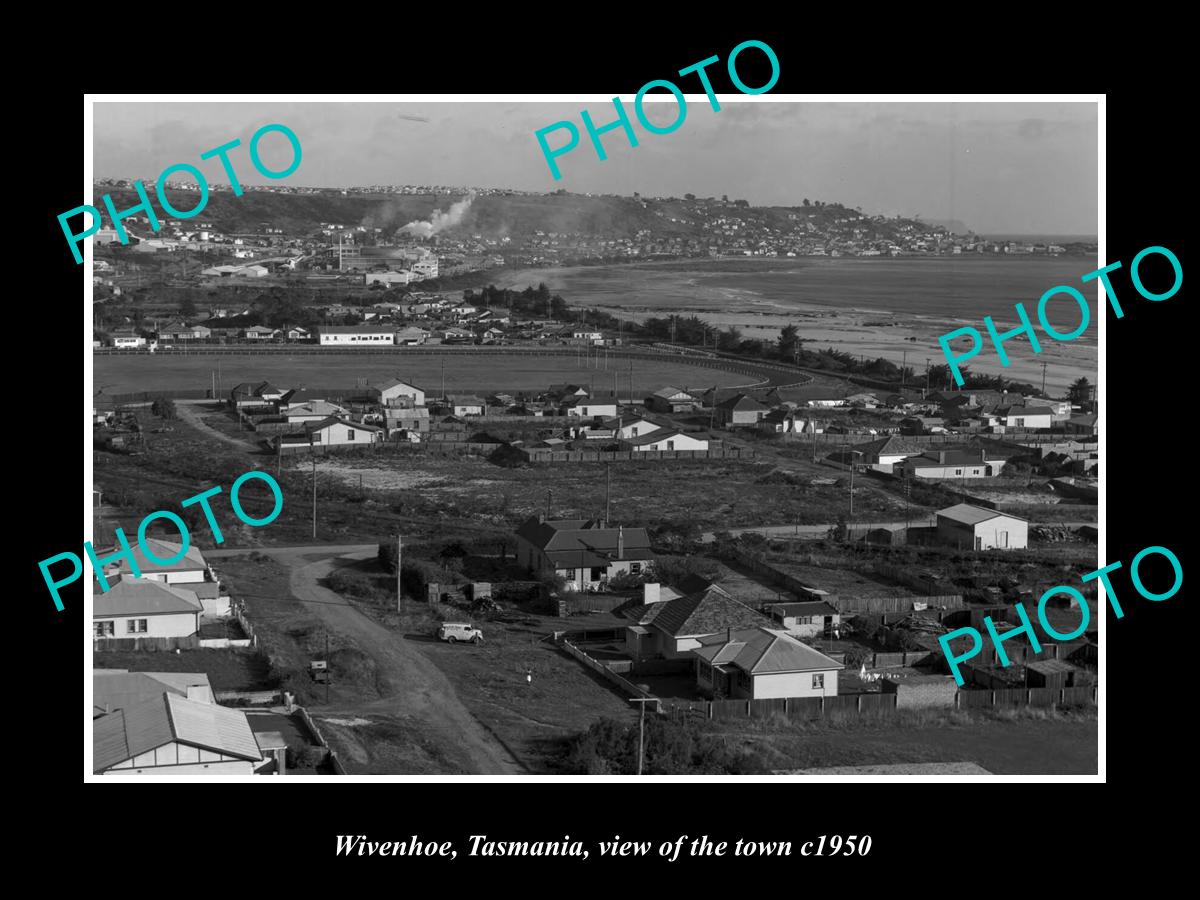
661,684,1097,721
521,447,755,463
558,639,655,700
94,635,202,652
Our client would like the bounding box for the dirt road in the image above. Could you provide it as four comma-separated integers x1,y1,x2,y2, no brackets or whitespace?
175,400,261,452
264,546,525,775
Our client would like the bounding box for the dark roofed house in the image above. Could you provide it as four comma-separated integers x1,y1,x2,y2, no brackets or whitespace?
93,577,203,640
715,393,768,428
625,582,772,660
692,627,844,700
514,515,655,592
645,386,700,414
229,380,285,409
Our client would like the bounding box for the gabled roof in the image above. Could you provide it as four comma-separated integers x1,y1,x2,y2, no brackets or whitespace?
515,516,655,568
717,393,767,412
94,577,203,618
651,386,696,401
648,587,771,638
624,428,691,446
301,416,383,433
936,503,1026,525
93,693,262,773
93,670,212,716
115,539,208,576
373,378,424,394
692,627,844,675
284,401,346,418
852,435,927,458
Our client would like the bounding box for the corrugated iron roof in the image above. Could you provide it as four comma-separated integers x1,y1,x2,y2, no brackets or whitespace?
93,578,202,618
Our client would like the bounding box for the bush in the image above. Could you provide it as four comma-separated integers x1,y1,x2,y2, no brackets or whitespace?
151,397,178,420
563,716,770,775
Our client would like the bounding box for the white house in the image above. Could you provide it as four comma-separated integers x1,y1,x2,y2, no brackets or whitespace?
317,325,395,346
277,417,384,451
93,577,203,639
766,601,841,638
282,400,348,424
691,627,844,700
449,396,485,417
93,693,265,776
995,405,1055,430
624,429,709,452
936,504,1029,550
607,417,661,440
112,539,211,586
371,378,426,408
561,397,618,418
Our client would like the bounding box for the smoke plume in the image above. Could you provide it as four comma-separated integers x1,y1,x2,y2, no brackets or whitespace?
399,193,475,238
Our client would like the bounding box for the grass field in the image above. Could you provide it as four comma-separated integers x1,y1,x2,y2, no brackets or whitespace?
93,350,755,397
707,707,1097,775
93,648,275,691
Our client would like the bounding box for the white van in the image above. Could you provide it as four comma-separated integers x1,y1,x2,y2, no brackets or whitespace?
436,623,483,644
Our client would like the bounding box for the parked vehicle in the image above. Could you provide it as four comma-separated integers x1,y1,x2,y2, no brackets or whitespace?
436,622,483,644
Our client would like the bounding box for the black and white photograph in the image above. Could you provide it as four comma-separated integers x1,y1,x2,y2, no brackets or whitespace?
75,93,1110,783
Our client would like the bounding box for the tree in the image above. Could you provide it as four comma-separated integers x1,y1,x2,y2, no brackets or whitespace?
777,323,802,361
802,198,810,207
151,398,178,420
684,193,696,201
1068,376,1093,404
179,295,197,319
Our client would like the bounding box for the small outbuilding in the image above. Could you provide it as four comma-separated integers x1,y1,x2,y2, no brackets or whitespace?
936,504,1029,550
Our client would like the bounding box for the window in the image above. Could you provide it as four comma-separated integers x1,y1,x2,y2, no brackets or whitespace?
312,433,322,443
954,469,962,475
812,673,825,690
631,427,639,436
127,619,148,634
737,670,752,690
346,429,356,441
1015,417,1025,427
667,441,675,450
94,621,115,637
590,566,604,581
581,407,588,416
630,562,642,574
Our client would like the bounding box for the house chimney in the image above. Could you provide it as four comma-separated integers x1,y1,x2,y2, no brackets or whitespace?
617,525,625,558
727,626,733,643
643,583,660,604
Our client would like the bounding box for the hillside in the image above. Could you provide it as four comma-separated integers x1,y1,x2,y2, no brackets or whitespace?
93,186,937,244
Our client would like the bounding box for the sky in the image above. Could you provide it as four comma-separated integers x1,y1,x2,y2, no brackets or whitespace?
92,99,1098,236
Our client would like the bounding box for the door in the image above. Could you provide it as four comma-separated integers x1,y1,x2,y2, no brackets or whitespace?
999,530,1008,548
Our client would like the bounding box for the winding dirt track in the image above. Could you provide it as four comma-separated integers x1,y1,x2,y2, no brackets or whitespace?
261,546,525,775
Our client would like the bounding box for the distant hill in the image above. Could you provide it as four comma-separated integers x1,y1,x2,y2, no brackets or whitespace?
95,186,942,244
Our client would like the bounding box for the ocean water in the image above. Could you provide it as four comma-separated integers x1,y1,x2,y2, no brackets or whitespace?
503,256,1102,327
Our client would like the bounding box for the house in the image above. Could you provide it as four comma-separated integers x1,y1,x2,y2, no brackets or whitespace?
241,325,276,340
514,516,656,591
275,417,384,451
371,378,426,408
112,538,211,586
691,627,844,699
852,435,927,471
900,416,947,435
317,325,395,345
450,396,486,417
279,325,310,341
93,693,265,776
624,583,771,660
994,405,1055,430
229,381,286,409
282,400,349,424
936,504,1029,550
394,326,431,346
93,670,213,717
805,397,847,408
158,323,212,341
384,405,431,434
604,416,661,440
765,601,841,638
644,386,700,414
623,429,709,453
897,448,1003,479
560,396,618,418
715,393,768,427
93,577,203,639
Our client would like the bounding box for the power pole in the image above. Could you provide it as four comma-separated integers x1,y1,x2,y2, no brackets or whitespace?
311,433,317,540
1041,361,1048,396
605,464,612,524
545,489,552,519
325,631,330,704
925,358,931,397
396,533,404,614
441,358,446,403
901,350,907,391
630,697,655,775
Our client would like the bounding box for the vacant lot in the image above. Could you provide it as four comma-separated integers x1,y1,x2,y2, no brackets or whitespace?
339,565,636,773
707,707,1097,775
93,648,274,691
94,350,752,397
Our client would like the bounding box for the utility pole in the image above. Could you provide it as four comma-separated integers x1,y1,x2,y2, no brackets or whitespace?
605,464,612,524
630,697,655,775
396,533,404,614
311,433,317,540
848,451,857,518
545,489,552,519
1041,361,1048,396
901,350,907,391
441,358,446,403
325,631,330,705
925,358,931,397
